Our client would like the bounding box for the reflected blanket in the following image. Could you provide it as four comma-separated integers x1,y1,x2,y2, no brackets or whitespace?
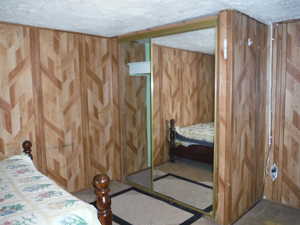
175,122,214,146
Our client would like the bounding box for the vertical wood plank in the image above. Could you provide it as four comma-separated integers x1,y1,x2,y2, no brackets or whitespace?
110,38,122,180
38,29,86,191
78,33,92,187
216,10,268,225
216,10,233,225
30,28,47,173
264,20,300,208
0,24,42,168
82,36,122,181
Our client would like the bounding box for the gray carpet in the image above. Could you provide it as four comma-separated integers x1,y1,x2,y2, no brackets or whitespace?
153,174,213,210
74,181,300,225
126,168,152,188
111,189,197,225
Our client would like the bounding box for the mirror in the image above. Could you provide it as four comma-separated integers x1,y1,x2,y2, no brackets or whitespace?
119,39,153,189
119,27,217,213
152,28,216,212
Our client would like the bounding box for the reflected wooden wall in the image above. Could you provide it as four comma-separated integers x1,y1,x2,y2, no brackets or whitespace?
119,42,148,175
264,20,300,209
216,10,268,225
152,44,215,165
0,22,121,192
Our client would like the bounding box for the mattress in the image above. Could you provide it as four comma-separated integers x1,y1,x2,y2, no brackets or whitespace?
0,154,101,225
175,122,214,147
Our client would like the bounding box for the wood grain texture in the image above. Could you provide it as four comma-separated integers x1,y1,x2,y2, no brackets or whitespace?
119,42,148,175
38,29,85,191
215,11,233,225
264,20,300,209
215,10,268,225
0,22,122,192
118,15,217,42
30,28,47,174
81,35,121,182
110,38,122,180
0,24,40,166
152,44,215,166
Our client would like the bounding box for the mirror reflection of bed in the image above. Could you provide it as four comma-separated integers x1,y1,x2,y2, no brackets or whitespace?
152,28,216,211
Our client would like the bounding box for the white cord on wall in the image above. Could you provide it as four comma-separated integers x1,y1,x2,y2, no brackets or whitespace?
265,24,274,178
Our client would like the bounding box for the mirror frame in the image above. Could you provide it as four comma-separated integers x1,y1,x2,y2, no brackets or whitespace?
119,15,219,217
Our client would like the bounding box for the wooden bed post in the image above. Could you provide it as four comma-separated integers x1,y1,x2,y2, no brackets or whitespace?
93,174,112,225
169,119,176,162
22,140,33,160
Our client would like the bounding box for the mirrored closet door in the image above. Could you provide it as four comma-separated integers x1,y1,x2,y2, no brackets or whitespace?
151,27,216,212
119,39,153,189
119,24,217,214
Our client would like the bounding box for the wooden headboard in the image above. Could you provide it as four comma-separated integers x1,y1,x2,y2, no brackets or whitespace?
22,140,33,159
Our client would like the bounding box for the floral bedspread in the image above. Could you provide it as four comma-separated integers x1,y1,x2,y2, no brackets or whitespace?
0,154,101,225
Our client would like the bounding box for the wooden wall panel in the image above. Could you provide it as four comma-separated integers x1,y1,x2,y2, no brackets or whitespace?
215,11,232,224
0,24,40,165
81,36,121,182
38,30,85,192
0,22,121,192
119,42,148,175
124,76,147,175
152,45,167,165
216,10,268,225
110,38,122,180
197,55,215,123
255,20,268,199
152,44,215,165
264,20,300,208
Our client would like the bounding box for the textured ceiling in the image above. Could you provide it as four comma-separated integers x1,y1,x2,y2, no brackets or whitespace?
152,28,216,55
0,0,300,37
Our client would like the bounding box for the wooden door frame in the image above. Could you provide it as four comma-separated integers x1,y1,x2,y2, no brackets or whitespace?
118,16,217,42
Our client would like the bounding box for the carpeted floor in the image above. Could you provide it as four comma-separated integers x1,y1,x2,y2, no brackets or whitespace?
153,173,213,210
125,158,214,189
73,160,299,225
156,159,213,184
107,187,204,225
126,168,152,188
155,158,214,210
192,200,300,225
74,182,300,225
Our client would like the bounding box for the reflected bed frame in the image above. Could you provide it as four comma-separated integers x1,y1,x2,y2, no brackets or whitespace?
169,119,214,165
22,140,112,225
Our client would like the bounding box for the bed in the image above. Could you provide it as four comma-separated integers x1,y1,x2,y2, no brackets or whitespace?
169,119,214,164
0,141,112,225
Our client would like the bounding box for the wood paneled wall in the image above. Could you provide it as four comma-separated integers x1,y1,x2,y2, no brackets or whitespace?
119,42,148,175
0,22,121,192
216,10,268,225
264,20,300,208
152,44,215,165
0,25,38,164
38,30,85,190
81,36,121,183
